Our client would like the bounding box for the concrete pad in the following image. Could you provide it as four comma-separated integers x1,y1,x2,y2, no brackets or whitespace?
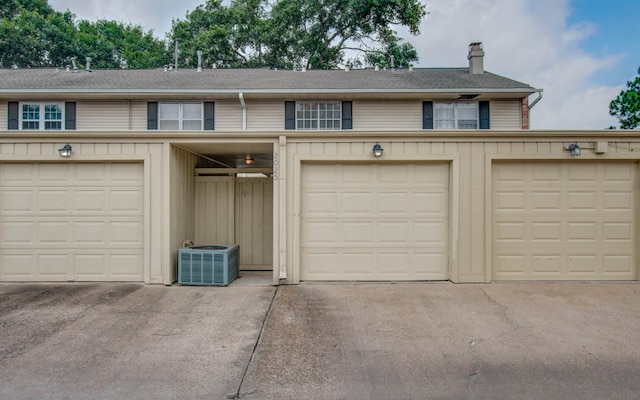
240,283,640,399
0,283,276,400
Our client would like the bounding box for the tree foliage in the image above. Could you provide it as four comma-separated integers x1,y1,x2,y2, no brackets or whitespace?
610,67,640,129
170,0,427,69
1,0,426,70
0,0,169,69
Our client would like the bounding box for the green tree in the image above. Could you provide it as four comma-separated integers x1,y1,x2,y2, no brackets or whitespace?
76,19,169,69
610,67,640,129
0,0,76,67
169,0,426,69
267,0,426,69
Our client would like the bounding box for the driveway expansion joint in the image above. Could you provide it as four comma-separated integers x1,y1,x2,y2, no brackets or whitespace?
467,339,482,400
229,286,279,400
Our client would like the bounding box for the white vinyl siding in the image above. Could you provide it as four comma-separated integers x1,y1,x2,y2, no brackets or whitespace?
77,102,131,130
247,101,282,130
490,100,522,130
0,102,7,130
215,100,242,130
352,101,422,130
493,161,636,280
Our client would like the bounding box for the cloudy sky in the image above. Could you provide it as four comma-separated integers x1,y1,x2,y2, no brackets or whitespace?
48,0,639,130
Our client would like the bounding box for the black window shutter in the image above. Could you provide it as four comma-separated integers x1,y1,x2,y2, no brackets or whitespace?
147,102,158,130
479,101,490,129
285,101,296,130
204,102,215,130
342,101,352,129
422,101,433,129
8,102,18,130
65,102,76,130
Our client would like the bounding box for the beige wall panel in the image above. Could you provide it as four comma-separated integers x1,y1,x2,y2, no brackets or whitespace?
235,178,273,269
195,177,235,245
76,101,130,130
247,101,283,131
491,100,522,130
170,146,199,282
352,101,422,130
215,101,242,131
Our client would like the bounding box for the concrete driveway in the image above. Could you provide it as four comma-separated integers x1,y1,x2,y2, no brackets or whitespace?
1,281,639,399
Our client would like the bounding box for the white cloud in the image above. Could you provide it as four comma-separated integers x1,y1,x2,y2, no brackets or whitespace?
405,0,624,129
49,0,203,38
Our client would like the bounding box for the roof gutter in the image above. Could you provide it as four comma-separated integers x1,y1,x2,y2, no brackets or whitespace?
529,89,543,109
239,92,246,131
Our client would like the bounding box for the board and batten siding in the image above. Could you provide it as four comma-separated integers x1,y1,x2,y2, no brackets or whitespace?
170,146,200,283
352,101,422,130
490,100,522,130
286,139,640,283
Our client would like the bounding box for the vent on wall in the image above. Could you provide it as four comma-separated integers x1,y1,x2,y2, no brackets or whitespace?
178,245,239,286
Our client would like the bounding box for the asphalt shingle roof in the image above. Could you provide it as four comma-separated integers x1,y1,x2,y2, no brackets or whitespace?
0,67,536,93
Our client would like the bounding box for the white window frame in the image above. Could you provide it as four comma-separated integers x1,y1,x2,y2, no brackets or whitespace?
296,101,341,130
434,101,479,129
158,102,204,130
19,102,64,130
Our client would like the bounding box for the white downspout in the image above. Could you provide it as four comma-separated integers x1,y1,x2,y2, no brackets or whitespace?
529,89,543,109
239,92,246,130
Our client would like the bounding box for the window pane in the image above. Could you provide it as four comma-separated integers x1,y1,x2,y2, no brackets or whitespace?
159,120,180,130
45,105,62,120
435,120,455,129
45,121,62,130
457,120,478,129
182,120,202,130
159,103,179,120
457,102,477,119
22,121,39,130
22,104,39,121
183,103,201,120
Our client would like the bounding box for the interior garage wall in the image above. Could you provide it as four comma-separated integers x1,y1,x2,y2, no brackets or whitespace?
284,137,640,284
169,145,199,284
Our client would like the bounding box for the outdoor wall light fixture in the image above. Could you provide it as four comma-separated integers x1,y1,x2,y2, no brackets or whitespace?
58,144,72,158
372,143,384,157
564,143,581,157
245,154,254,165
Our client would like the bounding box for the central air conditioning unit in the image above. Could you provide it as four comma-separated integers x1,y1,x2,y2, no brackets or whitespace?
178,245,239,286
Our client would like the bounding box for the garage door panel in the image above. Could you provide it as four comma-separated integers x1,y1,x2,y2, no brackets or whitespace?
493,160,636,281
343,222,374,244
301,162,449,281
0,163,144,281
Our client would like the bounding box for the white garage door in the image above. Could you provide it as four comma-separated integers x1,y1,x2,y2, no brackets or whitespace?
0,163,144,281
493,161,637,280
301,163,449,281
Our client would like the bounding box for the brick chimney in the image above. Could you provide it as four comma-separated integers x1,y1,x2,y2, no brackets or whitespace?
468,42,484,74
